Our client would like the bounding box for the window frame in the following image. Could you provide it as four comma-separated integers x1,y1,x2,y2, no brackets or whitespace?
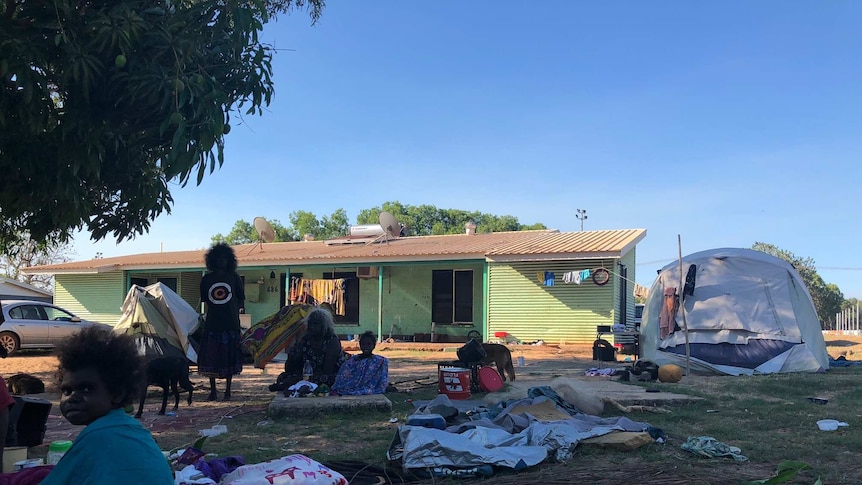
431,269,474,326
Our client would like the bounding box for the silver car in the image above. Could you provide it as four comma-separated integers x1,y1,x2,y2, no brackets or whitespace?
0,300,110,355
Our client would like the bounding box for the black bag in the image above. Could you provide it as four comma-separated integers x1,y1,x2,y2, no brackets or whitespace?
456,339,486,363
592,338,615,362
6,396,51,447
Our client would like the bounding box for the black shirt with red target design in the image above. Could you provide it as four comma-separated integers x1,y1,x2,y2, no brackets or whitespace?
200,271,245,332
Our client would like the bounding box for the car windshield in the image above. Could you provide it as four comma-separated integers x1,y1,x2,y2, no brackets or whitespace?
635,305,644,319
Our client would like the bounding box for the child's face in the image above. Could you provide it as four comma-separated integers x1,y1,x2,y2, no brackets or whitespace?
359,336,376,354
59,367,121,426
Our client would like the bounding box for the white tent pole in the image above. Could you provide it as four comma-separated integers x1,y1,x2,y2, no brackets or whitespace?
678,235,690,375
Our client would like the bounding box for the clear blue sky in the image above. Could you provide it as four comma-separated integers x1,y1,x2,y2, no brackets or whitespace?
72,1,862,298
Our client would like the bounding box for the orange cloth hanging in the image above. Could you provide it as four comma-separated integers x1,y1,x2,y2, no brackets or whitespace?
659,287,679,339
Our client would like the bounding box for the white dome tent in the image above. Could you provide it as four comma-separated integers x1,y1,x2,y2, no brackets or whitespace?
640,248,829,375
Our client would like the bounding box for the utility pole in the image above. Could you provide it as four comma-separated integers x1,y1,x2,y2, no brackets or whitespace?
576,209,588,231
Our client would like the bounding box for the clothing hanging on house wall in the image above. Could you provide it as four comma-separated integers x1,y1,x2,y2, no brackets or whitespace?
289,277,301,302
544,272,555,286
562,271,581,284
292,278,347,316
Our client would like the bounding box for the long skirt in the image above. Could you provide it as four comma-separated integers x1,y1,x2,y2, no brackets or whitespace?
198,330,243,378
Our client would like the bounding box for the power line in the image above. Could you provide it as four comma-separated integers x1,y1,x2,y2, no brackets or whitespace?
636,258,676,266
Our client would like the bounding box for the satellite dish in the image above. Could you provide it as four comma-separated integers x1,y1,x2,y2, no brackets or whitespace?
379,212,402,239
366,212,403,245
246,217,275,254
254,217,276,243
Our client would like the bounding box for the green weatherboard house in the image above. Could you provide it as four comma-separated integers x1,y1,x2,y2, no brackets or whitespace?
26,228,646,345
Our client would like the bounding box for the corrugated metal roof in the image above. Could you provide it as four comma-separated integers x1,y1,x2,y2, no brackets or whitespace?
24,228,646,274
487,229,646,261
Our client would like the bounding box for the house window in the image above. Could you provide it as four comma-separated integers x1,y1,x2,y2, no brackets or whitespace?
157,277,178,293
129,277,148,290
432,269,473,325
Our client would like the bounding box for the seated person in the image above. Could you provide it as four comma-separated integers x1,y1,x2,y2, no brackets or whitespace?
332,331,389,396
0,373,14,472
39,326,173,484
275,308,347,392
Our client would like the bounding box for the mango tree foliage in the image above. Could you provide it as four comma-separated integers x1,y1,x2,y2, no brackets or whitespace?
0,0,324,252
751,242,844,328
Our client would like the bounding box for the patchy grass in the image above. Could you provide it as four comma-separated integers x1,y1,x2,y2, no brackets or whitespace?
13,335,862,484
148,363,862,484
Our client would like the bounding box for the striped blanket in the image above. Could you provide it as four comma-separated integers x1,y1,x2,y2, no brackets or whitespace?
241,304,315,368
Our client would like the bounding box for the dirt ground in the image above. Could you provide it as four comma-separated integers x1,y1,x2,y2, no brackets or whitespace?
2,333,859,459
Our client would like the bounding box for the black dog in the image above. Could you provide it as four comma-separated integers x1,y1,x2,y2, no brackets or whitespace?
7,373,45,394
136,356,194,418
630,359,660,382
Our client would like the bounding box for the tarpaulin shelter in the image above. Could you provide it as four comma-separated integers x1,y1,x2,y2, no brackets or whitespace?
640,248,829,375
114,283,202,362
241,304,314,368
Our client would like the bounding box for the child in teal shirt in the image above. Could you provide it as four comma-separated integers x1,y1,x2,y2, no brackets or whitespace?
40,326,173,484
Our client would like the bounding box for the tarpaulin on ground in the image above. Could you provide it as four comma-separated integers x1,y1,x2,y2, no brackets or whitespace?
241,304,314,368
389,391,652,472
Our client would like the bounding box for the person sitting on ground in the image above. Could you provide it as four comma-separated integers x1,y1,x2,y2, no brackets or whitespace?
0,372,14,474
274,308,347,393
332,331,389,396
39,326,173,484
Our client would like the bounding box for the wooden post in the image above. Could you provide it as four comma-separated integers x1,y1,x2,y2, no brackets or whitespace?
678,235,691,375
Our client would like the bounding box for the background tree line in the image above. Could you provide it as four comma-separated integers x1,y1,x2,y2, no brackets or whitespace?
210,201,547,244
751,242,847,329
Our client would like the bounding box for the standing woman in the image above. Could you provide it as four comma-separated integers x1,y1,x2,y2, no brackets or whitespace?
199,243,245,401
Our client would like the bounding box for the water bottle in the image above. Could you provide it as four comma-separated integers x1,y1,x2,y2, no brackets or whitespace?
47,440,72,465
302,361,313,381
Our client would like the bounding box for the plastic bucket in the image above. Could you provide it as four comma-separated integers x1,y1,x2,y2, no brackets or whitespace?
456,339,486,363
478,366,503,392
438,367,471,400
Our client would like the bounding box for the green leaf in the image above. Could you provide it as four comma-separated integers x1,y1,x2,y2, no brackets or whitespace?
192,436,207,451
775,461,809,474
742,461,811,485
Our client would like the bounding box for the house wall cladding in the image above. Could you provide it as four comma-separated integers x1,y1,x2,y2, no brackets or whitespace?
55,272,126,325
127,270,205,312
487,259,618,344
357,262,484,340
180,271,203,311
